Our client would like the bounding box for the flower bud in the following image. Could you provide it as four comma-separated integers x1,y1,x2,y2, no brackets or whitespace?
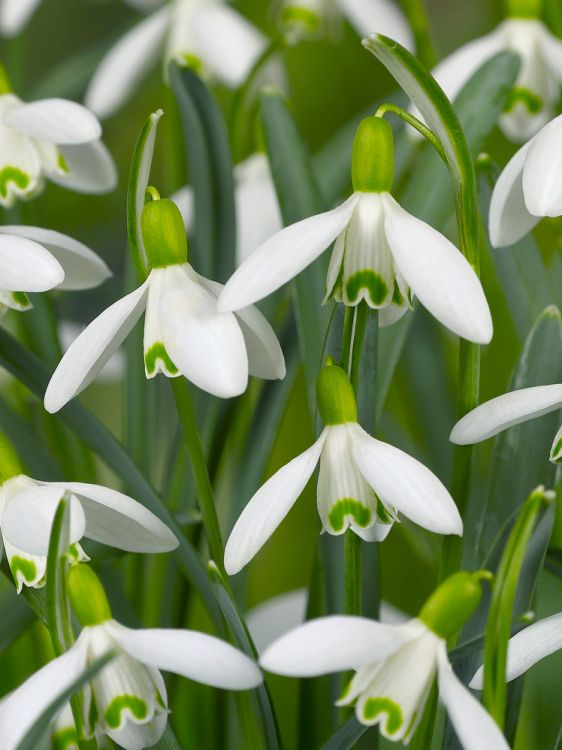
141,196,188,269
352,116,394,194
0,433,22,484
67,564,112,626
505,0,542,17
418,570,492,639
316,364,357,425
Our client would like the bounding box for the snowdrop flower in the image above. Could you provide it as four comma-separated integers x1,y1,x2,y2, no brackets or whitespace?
0,226,111,313
45,196,285,411
280,0,413,48
488,113,562,247
0,433,177,592
450,382,562,464
85,0,271,120
261,571,508,748
471,611,562,690
409,0,562,143
224,363,462,575
173,152,282,266
0,72,116,207
0,565,262,750
219,116,492,344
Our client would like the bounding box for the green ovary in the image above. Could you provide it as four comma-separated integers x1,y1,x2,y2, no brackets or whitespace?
52,726,79,750
0,167,30,200
362,697,403,734
328,499,371,532
104,695,148,729
10,556,37,585
345,271,388,306
144,342,178,376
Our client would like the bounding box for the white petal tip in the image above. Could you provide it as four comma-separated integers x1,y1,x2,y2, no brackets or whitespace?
469,672,483,690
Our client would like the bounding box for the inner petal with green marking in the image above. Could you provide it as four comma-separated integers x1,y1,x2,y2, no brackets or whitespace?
0,94,43,208
144,341,179,378
144,272,179,379
104,694,149,729
3,536,46,593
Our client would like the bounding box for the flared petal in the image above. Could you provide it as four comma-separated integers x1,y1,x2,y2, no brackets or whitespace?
40,481,178,553
0,0,41,36
338,0,413,50
260,616,417,677
219,194,360,311
350,424,462,535
49,140,117,194
106,621,262,690
522,114,562,218
0,233,64,291
44,278,150,413
0,226,111,290
437,644,509,749
159,265,249,397
224,431,327,575
450,384,562,445
4,99,101,145
189,3,266,88
384,195,493,344
471,613,562,689
1,484,85,556
0,639,88,750
85,7,171,119
489,140,538,247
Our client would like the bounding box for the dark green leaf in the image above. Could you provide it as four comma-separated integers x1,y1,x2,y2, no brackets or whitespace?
321,716,370,750
149,724,182,750
0,588,35,651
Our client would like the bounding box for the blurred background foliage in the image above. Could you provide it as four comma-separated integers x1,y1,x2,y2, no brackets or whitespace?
1,0,562,748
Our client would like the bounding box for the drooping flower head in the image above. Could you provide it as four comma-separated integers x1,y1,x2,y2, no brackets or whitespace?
45,193,285,412
219,115,493,344
261,571,509,749
224,362,462,575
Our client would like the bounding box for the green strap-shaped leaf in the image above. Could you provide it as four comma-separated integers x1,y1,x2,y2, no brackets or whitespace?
320,716,370,750
46,497,73,656
127,109,163,281
169,63,236,282
0,588,35,651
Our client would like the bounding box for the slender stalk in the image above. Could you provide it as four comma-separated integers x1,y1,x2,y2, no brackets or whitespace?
171,378,225,572
375,103,447,162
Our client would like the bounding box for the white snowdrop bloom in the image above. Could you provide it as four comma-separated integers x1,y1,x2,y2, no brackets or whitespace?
261,571,508,749
279,0,413,48
85,0,271,120
224,363,461,576
0,226,111,315
471,611,562,689
450,382,562,464
219,116,492,344
488,113,562,247
0,433,177,592
44,198,285,411
0,566,262,750
0,76,116,207
409,1,562,143
172,152,282,266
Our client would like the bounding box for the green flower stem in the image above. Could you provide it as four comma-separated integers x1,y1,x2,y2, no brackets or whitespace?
171,378,225,573
482,487,553,728
375,103,447,162
399,0,437,68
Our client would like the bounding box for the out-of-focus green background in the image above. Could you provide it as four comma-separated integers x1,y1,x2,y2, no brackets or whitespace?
1,1,562,748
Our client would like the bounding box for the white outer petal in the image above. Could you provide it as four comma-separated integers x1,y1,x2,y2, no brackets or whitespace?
384,195,493,344
49,140,117,194
260,616,418,677
522,114,562,218
105,621,262,690
0,226,111,291
0,234,64,291
450,384,562,444
159,265,249,398
224,431,327,575
44,278,150,413
350,424,463,536
84,7,172,119
0,638,88,750
218,194,360,312
338,0,413,51
489,140,538,247
0,0,41,37
40,481,178,553
1,485,86,555
437,644,510,750
472,613,562,689
4,99,101,145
